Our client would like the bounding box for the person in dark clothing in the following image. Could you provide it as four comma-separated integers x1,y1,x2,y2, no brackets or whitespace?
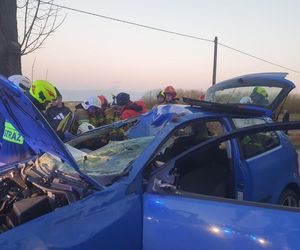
45,88,71,131
282,109,290,135
116,92,148,120
156,90,166,105
250,87,269,106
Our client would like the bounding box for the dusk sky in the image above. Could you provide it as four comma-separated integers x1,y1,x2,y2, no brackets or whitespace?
21,0,300,98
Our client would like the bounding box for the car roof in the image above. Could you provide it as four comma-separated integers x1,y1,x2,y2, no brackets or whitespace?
126,103,268,139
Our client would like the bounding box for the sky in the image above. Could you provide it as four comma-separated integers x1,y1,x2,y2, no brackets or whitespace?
20,0,300,100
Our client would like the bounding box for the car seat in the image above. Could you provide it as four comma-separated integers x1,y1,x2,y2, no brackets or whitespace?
178,144,230,198
167,123,210,159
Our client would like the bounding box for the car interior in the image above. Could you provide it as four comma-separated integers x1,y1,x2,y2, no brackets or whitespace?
145,120,234,199
174,141,232,198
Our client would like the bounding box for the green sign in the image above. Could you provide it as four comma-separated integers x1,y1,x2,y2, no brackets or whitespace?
2,122,24,144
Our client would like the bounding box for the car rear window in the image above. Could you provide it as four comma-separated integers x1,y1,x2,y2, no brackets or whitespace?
205,86,282,107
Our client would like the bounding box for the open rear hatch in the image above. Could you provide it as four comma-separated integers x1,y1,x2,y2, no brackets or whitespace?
204,73,295,118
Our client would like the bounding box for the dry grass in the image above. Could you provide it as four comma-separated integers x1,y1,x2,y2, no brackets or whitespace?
288,131,300,149
64,101,80,112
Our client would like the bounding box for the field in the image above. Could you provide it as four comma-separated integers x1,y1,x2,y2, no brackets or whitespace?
64,101,80,112
277,113,300,122
277,113,300,149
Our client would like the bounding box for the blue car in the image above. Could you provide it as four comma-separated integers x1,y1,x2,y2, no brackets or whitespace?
0,73,300,249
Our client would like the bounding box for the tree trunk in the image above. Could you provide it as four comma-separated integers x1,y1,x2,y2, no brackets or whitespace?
0,0,21,77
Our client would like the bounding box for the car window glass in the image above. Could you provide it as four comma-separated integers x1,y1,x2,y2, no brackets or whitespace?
240,131,280,159
232,118,280,159
40,136,155,185
205,86,282,107
156,120,225,162
207,121,224,136
232,118,265,128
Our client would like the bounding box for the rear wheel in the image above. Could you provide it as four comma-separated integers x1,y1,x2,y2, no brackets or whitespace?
279,189,300,207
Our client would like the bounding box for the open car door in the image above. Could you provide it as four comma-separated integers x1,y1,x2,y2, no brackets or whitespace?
143,122,300,250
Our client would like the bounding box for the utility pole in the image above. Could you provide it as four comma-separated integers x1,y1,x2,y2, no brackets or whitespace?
212,36,218,85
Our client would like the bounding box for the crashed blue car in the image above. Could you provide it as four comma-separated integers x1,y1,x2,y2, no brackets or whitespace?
0,73,300,249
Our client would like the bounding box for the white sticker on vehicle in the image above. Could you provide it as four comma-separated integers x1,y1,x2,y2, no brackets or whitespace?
237,191,244,200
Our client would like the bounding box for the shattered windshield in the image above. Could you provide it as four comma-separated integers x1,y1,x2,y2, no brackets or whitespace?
205,86,282,107
38,136,154,185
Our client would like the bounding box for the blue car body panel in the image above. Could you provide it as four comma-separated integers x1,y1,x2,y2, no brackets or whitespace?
143,193,300,250
241,141,299,203
0,75,102,188
0,73,300,249
0,76,78,170
0,181,143,250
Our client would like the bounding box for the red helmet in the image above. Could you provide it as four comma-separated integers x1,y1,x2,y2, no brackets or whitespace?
98,95,108,108
164,85,176,96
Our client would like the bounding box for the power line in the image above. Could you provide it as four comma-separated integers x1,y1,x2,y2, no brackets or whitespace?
41,1,300,74
219,42,300,74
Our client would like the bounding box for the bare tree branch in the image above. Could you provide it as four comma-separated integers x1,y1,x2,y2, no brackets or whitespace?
22,0,41,51
17,0,65,56
20,0,29,47
31,56,36,80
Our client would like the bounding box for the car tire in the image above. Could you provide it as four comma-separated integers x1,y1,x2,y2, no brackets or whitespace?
279,189,300,207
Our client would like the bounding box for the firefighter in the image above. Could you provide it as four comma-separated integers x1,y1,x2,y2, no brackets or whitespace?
72,95,109,133
27,80,58,111
8,74,31,92
116,92,148,120
164,85,178,104
45,88,71,130
250,87,269,106
156,90,166,105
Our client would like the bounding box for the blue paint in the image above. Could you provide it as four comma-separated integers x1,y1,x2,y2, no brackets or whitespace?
1,73,300,249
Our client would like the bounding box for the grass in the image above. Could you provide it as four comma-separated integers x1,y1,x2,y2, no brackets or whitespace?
277,113,300,121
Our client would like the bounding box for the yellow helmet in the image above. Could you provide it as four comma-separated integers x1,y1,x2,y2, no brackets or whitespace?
29,80,57,103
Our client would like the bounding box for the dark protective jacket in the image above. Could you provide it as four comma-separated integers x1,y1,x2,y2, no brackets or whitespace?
45,103,71,130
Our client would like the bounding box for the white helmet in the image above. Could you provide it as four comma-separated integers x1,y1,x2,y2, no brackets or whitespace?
77,122,95,134
8,75,32,93
81,96,102,110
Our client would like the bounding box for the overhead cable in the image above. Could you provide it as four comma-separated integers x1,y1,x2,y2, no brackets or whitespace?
40,1,300,74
